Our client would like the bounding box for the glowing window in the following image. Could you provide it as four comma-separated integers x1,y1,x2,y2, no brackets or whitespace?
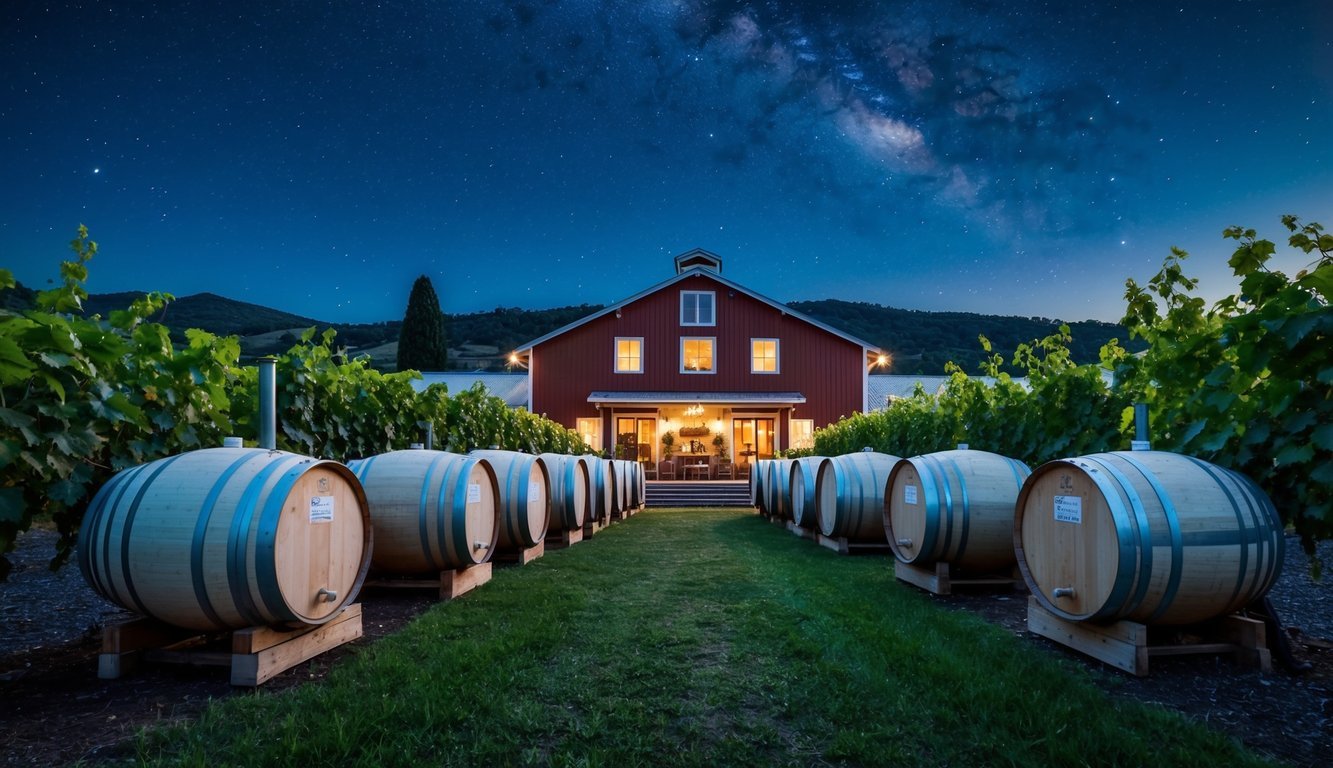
681,337,715,373
751,338,779,373
576,418,602,451
790,419,814,450
615,337,643,373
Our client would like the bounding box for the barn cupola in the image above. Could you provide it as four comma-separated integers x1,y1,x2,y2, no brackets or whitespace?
674,248,723,275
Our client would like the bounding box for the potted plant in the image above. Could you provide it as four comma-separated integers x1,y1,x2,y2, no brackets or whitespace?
661,430,675,460
712,432,727,459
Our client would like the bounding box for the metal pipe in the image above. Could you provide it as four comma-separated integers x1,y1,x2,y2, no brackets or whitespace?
258,356,277,450
1131,402,1151,451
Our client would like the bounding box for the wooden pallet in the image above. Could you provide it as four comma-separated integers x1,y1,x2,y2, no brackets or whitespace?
366,562,493,601
1026,596,1271,676
99,604,363,687
786,521,816,541
893,561,1020,596
582,519,603,538
546,527,584,549
816,534,893,555
494,540,545,565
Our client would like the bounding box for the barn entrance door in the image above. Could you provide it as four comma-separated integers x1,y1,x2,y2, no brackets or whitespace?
615,417,657,462
732,418,774,465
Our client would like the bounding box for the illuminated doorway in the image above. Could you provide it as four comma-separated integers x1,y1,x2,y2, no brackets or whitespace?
615,417,657,461
732,418,774,465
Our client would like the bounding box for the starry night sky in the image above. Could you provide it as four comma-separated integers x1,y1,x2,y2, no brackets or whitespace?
3,1,1330,324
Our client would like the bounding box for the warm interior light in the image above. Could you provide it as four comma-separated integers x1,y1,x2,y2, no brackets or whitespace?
876,354,889,367
509,353,520,365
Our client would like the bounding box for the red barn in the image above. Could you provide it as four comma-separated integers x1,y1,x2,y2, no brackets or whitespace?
512,249,884,477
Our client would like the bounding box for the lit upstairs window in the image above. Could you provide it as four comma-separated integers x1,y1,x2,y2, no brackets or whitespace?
680,290,715,326
681,337,715,373
615,337,643,373
751,338,778,373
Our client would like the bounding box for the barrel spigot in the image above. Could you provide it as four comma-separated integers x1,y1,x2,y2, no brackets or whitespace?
896,538,913,549
1051,587,1075,599
316,588,338,603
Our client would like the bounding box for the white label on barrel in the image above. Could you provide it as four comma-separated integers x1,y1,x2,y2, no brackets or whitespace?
310,496,334,523
467,483,481,504
904,484,918,505
1054,495,1081,524
528,481,541,500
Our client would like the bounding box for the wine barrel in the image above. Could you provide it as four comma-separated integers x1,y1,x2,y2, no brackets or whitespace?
608,460,628,513
539,453,589,531
348,450,498,574
751,459,772,515
77,447,370,632
469,450,550,549
765,459,796,522
586,456,613,521
576,455,598,523
885,449,1031,571
1015,451,1284,625
816,451,901,541
789,457,826,529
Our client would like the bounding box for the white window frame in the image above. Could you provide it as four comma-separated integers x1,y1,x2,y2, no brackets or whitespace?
750,338,780,374
680,290,716,326
680,336,716,374
614,336,643,374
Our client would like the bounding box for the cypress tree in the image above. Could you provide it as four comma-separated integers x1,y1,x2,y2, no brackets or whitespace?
396,275,448,372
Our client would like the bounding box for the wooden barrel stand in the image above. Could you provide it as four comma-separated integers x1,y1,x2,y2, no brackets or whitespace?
1026,596,1271,676
545,527,584,549
493,540,546,565
893,560,1021,596
366,562,493,601
815,533,892,555
99,604,363,687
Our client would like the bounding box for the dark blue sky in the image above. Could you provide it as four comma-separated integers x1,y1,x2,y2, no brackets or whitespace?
4,1,1330,323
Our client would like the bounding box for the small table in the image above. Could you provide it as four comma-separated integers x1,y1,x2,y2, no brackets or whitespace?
684,462,709,480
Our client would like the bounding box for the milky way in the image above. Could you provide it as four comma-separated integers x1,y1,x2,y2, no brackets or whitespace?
2,1,1329,322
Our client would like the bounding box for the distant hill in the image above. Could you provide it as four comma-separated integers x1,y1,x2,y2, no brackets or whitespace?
788,299,1138,375
81,291,323,337
2,282,1137,374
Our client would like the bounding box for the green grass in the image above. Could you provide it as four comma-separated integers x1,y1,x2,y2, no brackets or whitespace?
133,509,1274,767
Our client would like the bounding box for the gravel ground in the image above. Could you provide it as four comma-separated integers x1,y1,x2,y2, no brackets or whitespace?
1,527,1330,766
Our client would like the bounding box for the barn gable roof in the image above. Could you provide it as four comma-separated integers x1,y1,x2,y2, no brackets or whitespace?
513,264,883,356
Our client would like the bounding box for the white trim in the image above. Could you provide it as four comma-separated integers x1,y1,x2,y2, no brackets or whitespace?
614,336,644,374
514,264,883,356
750,337,780,374
679,290,716,326
680,336,716,374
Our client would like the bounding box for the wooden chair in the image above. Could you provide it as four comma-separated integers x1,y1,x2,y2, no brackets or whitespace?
642,460,657,480
715,460,734,480
658,460,676,480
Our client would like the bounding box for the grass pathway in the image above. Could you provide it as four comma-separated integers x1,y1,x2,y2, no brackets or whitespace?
132,509,1274,767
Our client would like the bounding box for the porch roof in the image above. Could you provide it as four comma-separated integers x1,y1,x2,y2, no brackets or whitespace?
587,391,805,405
